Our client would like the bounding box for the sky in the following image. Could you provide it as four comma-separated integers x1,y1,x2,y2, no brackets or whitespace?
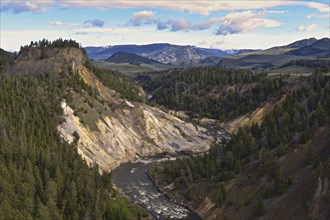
0,0,329,51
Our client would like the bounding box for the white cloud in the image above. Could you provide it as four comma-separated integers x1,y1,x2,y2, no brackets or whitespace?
128,10,192,31
301,1,330,13
83,19,105,28
306,13,329,19
0,0,51,13
157,22,168,30
1,26,329,52
75,31,88,35
317,13,330,18
266,10,289,14
128,11,193,32
192,11,286,31
49,21,65,26
193,18,221,30
128,10,281,33
129,10,158,26
163,19,192,32
55,0,294,15
307,14,315,19
215,11,281,35
49,21,79,26
1,0,329,15
296,23,317,31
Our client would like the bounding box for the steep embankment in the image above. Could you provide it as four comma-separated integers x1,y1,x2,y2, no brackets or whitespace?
149,73,330,220
12,47,213,171
58,99,211,171
220,76,310,133
193,126,330,220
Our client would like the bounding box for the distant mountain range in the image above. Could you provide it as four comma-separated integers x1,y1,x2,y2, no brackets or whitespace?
85,43,254,64
85,38,329,67
2,38,328,73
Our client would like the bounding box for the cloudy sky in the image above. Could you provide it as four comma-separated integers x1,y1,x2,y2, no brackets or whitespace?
0,0,329,51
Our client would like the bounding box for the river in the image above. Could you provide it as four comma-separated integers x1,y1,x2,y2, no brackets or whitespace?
112,156,201,220
112,126,229,219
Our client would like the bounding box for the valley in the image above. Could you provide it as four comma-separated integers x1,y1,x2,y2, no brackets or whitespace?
86,38,329,219
1,0,330,219
0,37,329,220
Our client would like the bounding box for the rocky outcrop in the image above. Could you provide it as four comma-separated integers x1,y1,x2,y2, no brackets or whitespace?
11,47,87,75
58,100,213,171
145,45,205,64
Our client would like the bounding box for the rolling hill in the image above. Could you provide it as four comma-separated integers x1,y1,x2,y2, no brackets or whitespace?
250,37,318,55
104,51,163,65
286,37,318,48
210,38,330,71
286,38,330,57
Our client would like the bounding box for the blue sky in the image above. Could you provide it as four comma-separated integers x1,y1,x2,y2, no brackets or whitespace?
0,0,329,51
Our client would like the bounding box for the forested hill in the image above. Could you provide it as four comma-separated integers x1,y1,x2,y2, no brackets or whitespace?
0,39,149,219
1,39,218,219
150,71,330,219
105,51,163,65
136,67,285,121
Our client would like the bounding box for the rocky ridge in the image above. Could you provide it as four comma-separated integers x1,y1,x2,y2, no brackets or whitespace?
11,46,213,171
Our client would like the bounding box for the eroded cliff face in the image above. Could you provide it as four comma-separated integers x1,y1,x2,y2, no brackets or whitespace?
55,51,212,171
12,46,213,171
58,100,212,171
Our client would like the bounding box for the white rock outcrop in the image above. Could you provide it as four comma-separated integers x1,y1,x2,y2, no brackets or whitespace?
58,100,213,171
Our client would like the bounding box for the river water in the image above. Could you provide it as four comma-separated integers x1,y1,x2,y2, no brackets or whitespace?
112,156,201,220
112,126,229,219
